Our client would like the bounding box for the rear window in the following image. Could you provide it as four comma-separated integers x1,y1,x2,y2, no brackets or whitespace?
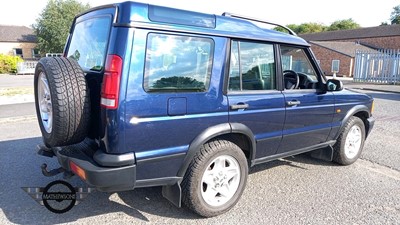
66,16,111,71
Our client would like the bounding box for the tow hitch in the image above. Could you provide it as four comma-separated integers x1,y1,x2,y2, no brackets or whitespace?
37,145,74,179
41,163,64,177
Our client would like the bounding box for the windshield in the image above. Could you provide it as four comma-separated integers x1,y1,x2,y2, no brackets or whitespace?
66,16,111,72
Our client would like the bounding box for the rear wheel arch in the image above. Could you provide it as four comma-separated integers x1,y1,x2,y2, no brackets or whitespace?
176,123,256,177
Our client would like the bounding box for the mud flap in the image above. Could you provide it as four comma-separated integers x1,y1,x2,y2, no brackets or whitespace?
162,181,182,208
310,146,333,162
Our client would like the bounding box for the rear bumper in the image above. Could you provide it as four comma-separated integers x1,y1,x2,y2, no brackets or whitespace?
53,140,136,192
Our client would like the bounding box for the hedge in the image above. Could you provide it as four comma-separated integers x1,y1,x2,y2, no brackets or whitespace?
0,54,23,74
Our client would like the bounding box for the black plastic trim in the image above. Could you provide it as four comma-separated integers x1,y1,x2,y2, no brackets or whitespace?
253,141,335,165
230,123,257,163
281,127,332,138
274,44,283,91
176,123,256,177
366,116,375,137
136,152,186,163
334,105,371,140
176,123,232,177
93,150,135,167
222,39,232,95
52,143,136,192
135,177,182,188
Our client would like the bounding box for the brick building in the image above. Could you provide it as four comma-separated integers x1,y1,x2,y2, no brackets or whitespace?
0,25,38,60
309,41,376,77
300,24,400,77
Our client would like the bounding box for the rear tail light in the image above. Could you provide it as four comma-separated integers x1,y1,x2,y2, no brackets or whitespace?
69,161,87,180
101,54,123,109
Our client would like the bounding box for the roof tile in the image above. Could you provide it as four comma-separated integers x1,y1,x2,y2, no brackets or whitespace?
0,25,37,42
310,41,378,57
300,24,400,41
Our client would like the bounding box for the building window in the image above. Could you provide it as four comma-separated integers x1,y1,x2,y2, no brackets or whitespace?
331,60,340,73
32,49,40,59
14,48,23,58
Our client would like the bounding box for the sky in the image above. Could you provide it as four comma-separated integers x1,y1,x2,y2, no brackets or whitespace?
0,0,398,28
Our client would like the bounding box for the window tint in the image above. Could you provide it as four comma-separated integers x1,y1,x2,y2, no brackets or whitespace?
144,33,214,92
228,41,276,91
67,16,111,71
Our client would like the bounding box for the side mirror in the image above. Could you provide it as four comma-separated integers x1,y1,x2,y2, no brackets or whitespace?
326,79,343,91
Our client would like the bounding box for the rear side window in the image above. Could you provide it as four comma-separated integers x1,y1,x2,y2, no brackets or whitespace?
144,33,214,92
228,40,276,91
66,16,111,71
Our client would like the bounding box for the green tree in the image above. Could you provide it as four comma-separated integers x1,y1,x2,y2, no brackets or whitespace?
33,0,90,54
296,23,326,34
327,18,360,31
390,5,400,24
275,23,326,34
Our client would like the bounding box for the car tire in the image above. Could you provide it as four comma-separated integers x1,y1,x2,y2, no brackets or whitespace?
333,116,366,165
182,139,248,217
34,57,90,147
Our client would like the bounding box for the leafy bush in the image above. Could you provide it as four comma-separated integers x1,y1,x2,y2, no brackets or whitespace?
0,54,23,74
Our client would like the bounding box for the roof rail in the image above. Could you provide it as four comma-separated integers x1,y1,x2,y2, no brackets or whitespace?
222,12,297,36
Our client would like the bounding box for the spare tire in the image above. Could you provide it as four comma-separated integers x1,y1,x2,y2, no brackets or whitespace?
34,57,90,147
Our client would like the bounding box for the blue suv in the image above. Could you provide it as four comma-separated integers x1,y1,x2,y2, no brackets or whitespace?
34,1,375,217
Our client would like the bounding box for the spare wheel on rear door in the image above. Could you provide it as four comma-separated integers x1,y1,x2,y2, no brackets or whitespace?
34,57,90,147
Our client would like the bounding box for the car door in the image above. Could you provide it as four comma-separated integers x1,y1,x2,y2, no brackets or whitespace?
227,40,286,160
276,45,335,154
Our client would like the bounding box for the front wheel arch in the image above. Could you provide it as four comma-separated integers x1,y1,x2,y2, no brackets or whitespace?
333,116,366,165
335,105,370,140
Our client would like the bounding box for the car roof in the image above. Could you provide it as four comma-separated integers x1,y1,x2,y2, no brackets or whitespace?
81,1,309,47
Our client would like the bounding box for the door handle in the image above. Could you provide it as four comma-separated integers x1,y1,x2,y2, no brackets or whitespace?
287,100,301,106
230,103,249,110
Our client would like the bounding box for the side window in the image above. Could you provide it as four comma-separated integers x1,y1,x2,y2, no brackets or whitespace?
144,33,214,92
280,45,318,89
228,40,276,91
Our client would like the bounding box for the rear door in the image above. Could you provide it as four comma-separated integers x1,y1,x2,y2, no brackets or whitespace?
276,45,335,154
124,30,229,180
227,40,285,160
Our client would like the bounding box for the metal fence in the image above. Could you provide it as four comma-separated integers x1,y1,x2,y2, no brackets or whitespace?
16,61,38,75
353,49,400,84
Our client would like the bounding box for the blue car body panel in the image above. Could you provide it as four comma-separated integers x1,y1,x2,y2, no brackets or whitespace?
60,1,374,190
